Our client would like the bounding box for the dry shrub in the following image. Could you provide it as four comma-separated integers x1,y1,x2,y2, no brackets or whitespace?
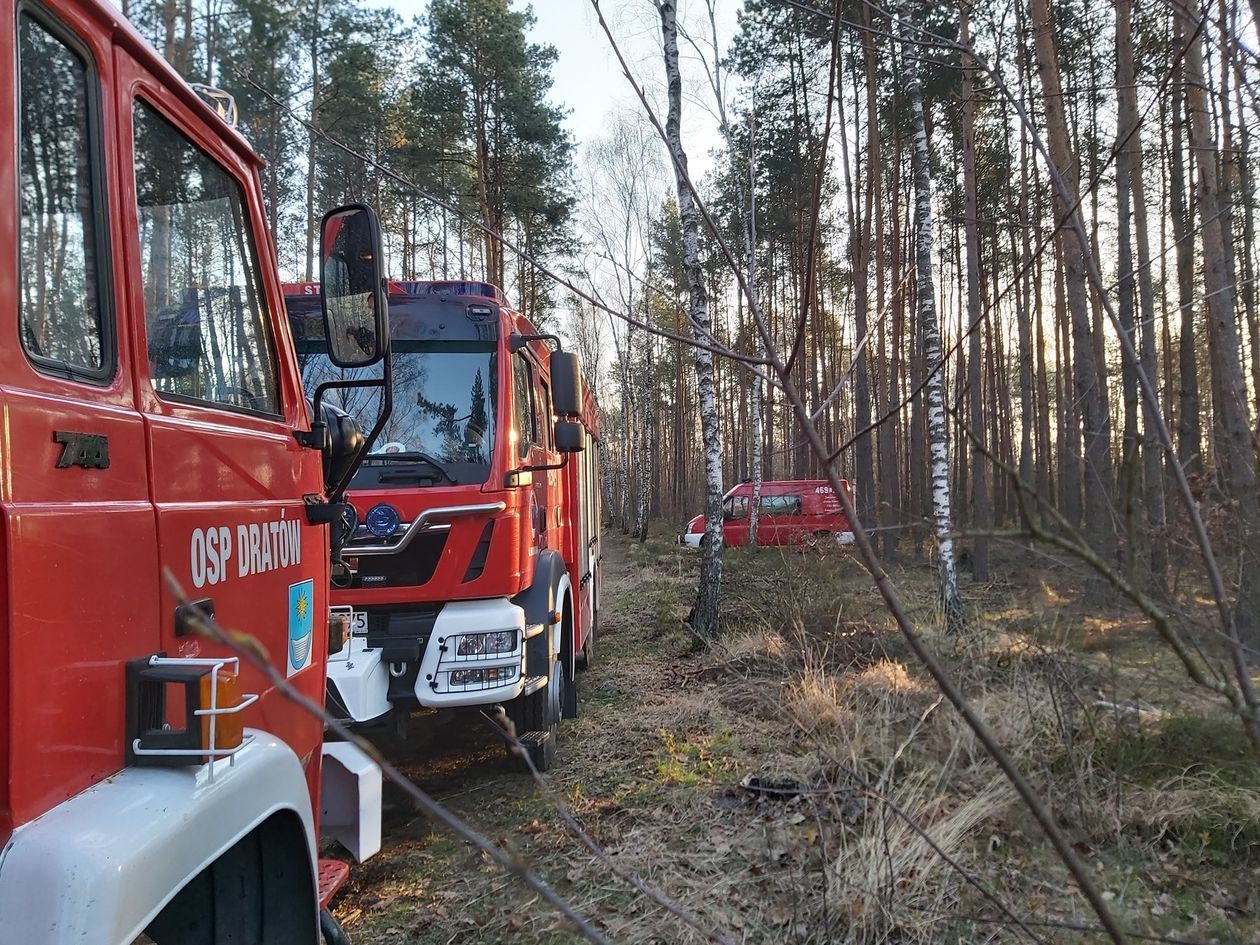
829,771,1013,944
778,655,919,774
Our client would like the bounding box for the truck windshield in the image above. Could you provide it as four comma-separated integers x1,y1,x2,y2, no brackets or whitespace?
296,339,498,486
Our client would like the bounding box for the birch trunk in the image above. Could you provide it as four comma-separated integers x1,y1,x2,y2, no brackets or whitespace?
659,0,723,638
902,7,964,631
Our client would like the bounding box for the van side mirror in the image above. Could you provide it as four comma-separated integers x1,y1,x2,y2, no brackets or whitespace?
554,420,584,454
319,204,389,368
549,350,583,417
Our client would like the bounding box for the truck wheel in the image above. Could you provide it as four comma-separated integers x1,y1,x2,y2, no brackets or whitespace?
506,652,562,773
576,611,596,670
321,910,352,945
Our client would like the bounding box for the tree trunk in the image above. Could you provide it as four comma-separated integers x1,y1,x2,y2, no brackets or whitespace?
1178,0,1260,650
746,114,764,551
1116,0,1168,592
1114,2,1140,581
660,0,723,638
868,6,898,562
303,0,321,282
903,6,964,630
1170,12,1202,475
1029,0,1114,556
960,2,989,582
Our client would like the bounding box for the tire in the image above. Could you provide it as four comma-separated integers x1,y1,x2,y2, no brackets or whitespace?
575,607,596,670
506,647,562,773
321,910,352,945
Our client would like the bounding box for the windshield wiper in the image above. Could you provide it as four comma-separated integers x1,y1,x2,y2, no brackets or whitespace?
362,451,457,484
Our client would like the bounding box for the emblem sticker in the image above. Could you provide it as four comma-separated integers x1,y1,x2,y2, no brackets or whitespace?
288,579,315,676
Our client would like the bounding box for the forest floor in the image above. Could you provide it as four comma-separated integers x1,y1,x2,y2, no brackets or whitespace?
329,529,1260,945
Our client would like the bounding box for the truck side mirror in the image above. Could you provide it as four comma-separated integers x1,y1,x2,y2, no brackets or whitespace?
554,420,584,454
549,350,583,417
319,204,389,368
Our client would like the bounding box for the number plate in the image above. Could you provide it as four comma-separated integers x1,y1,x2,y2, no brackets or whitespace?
350,610,369,633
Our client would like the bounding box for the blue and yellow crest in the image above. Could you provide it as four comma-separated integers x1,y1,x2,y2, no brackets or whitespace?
288,579,315,676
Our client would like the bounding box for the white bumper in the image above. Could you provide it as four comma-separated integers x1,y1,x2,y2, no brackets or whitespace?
680,532,703,549
329,598,532,718
327,633,392,723
0,732,315,945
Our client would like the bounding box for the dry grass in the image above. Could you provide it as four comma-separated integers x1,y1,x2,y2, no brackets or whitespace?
330,531,1260,945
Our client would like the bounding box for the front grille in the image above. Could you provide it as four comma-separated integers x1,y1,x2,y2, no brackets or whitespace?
350,530,447,589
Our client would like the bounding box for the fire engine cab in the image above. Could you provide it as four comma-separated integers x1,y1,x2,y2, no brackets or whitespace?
285,281,603,771
0,1,389,941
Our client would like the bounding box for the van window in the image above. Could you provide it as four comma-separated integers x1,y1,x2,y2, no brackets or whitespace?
723,495,749,520
512,354,536,458
133,100,279,415
760,495,802,516
17,12,109,377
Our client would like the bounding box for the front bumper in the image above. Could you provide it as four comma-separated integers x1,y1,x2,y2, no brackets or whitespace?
327,598,529,720
678,532,703,549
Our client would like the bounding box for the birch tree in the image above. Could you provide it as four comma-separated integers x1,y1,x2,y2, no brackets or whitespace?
902,3,964,630
659,0,723,638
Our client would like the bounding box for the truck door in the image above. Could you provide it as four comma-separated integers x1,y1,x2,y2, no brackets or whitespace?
113,62,328,765
1,5,160,822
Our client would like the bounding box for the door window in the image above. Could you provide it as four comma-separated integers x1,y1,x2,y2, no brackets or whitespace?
723,496,749,520
133,100,279,415
539,380,552,448
17,11,110,378
512,354,536,459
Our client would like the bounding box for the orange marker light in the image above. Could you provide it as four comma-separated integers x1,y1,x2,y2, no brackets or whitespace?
199,667,244,755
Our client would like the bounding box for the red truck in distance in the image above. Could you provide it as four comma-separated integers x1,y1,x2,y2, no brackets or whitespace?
680,479,856,548
285,281,603,772
0,3,390,940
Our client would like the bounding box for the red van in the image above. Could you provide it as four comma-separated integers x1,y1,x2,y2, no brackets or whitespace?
680,479,855,548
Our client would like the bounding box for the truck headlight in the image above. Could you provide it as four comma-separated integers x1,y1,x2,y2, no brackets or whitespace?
455,630,517,656
450,666,518,686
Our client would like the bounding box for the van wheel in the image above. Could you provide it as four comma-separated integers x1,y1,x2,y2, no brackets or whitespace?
506,654,562,773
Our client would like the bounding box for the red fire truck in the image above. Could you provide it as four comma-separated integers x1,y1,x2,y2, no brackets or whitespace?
284,281,603,772
0,1,389,941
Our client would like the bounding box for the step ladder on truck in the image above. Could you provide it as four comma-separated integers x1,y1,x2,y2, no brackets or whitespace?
0,1,393,941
